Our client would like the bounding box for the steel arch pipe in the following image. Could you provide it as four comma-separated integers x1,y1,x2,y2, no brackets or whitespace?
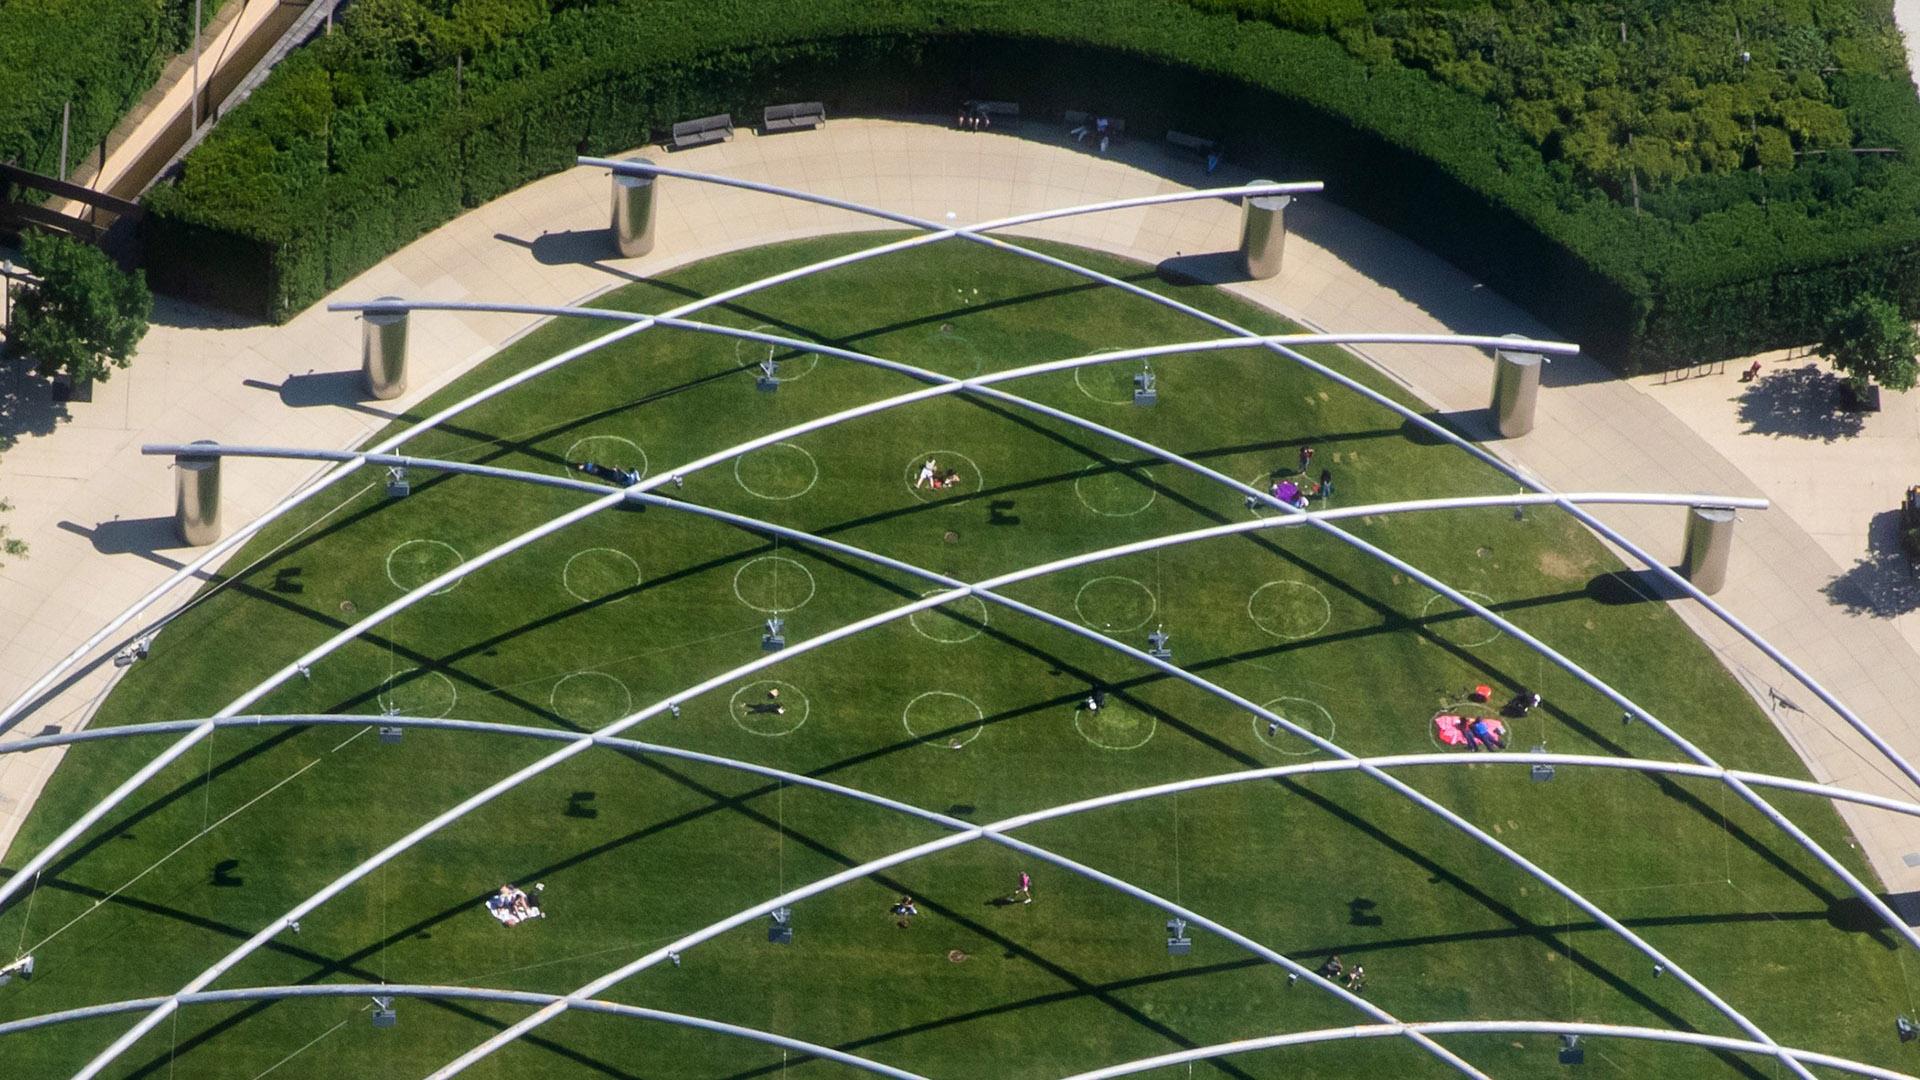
8,714,1920,826
0,983,931,1079
43,191,1834,1075
0,178,1312,736
601,157,1920,894
1054,1021,1917,1080
566,164,1920,976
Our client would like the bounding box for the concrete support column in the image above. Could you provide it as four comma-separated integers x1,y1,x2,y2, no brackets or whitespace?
362,298,409,401
174,440,222,546
611,159,657,259
1682,506,1737,595
1239,187,1292,280
1491,337,1544,438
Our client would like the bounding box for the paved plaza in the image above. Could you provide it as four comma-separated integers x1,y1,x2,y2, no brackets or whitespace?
3,117,1919,900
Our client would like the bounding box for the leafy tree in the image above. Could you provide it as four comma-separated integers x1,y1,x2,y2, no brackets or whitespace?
1819,294,1920,394
8,231,152,385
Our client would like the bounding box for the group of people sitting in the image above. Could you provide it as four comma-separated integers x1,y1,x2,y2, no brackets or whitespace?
1069,116,1115,153
955,104,994,132
1267,469,1335,510
486,883,546,927
914,458,964,491
1317,954,1367,992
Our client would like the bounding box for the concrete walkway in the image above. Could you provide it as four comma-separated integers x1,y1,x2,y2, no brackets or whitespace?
3,118,1918,902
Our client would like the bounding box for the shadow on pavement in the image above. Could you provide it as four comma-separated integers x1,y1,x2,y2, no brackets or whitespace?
0,354,67,454
1824,508,1920,617
1735,363,1864,442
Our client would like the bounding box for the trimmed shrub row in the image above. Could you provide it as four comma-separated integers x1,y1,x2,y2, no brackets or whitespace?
0,0,226,184
141,0,1920,371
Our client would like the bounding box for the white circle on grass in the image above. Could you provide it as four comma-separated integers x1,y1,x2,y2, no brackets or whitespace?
731,556,816,613
1248,581,1332,640
1421,590,1502,648
550,672,633,725
733,324,819,382
902,691,985,747
903,451,985,503
730,680,809,736
378,669,457,718
561,436,648,482
1074,700,1157,750
920,326,985,378
563,548,642,604
1252,697,1335,756
909,590,989,643
386,540,464,595
1073,351,1135,405
734,442,820,500
1074,576,1157,633
1074,462,1156,517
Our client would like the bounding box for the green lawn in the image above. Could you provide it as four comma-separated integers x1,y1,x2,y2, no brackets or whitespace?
1,234,1913,1079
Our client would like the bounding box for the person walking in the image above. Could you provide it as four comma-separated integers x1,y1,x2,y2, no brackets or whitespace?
1013,870,1033,905
1297,445,1315,475
1318,468,1334,500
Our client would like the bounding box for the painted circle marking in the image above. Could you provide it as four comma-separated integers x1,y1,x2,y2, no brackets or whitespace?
902,690,985,748
731,556,816,613
550,671,633,725
909,590,989,643
1421,590,1502,648
734,442,820,500
734,323,820,382
730,680,810,736
1074,700,1157,750
1248,581,1333,641
1073,351,1137,405
920,325,984,378
386,540,464,595
1252,697,1335,756
563,547,642,604
378,669,457,718
560,436,648,482
1074,462,1156,517
904,450,985,503
1074,576,1157,633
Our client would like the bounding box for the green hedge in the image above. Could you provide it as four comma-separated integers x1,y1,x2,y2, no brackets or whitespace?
141,0,1920,371
0,0,226,184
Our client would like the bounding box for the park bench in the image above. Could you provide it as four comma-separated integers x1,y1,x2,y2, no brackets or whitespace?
964,100,1020,127
1165,129,1218,160
763,102,826,134
669,113,733,150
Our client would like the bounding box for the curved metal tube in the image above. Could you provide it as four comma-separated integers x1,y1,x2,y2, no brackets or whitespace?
1056,1022,1916,1080
596,156,1920,821
92,433,1812,1072
0,983,931,1079
36,171,1846,1076
8,714,1919,824
0,177,1313,735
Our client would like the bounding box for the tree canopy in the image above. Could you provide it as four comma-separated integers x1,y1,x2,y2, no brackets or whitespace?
9,232,152,385
1820,293,1919,393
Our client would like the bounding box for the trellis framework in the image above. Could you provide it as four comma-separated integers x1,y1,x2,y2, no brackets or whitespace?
0,164,1911,1080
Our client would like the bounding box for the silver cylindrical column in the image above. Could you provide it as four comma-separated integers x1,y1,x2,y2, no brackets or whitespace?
1682,505,1737,595
1239,187,1292,280
174,440,222,547
1491,338,1544,438
611,159,657,259
362,298,409,401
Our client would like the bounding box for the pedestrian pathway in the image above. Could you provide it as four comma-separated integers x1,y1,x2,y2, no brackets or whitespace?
3,117,1918,900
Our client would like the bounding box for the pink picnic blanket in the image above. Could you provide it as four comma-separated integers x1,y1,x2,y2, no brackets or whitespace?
1434,713,1505,747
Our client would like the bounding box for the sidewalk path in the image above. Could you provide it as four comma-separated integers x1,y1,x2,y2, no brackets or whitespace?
3,118,1918,899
